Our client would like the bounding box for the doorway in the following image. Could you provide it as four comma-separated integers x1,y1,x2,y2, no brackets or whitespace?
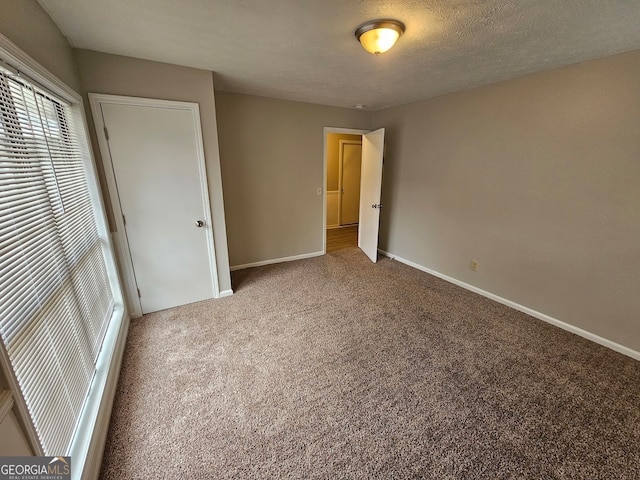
323,127,386,261
324,130,365,252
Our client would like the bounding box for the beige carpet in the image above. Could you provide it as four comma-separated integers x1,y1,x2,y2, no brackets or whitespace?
101,248,639,479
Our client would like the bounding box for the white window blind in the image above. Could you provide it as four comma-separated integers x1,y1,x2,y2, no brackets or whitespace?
0,67,114,455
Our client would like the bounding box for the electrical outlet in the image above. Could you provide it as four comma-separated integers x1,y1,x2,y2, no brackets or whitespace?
470,259,479,272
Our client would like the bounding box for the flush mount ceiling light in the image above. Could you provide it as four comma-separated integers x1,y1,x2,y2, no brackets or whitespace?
355,19,405,55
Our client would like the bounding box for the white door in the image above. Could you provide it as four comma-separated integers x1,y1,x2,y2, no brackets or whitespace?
96,97,218,314
339,140,362,225
358,128,385,262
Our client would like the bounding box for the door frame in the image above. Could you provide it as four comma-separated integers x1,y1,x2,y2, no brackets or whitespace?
89,93,220,317
337,139,363,226
323,127,369,254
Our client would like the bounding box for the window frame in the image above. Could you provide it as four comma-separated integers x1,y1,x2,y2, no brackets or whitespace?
0,32,127,479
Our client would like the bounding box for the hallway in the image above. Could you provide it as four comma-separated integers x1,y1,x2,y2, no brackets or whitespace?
326,226,358,252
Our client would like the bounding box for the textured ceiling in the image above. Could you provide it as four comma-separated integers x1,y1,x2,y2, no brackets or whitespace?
38,0,640,110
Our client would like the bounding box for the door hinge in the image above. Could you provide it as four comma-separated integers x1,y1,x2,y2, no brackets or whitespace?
104,126,109,141
137,288,141,298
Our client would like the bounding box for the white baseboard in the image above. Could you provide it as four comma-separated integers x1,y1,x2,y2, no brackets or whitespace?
218,289,234,298
230,251,324,271
378,250,640,362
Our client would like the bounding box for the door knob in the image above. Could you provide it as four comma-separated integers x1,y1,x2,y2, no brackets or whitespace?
195,220,205,227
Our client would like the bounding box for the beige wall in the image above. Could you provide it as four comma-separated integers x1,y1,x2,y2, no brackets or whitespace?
373,50,640,352
0,0,80,92
326,133,362,191
74,49,232,293
215,92,371,267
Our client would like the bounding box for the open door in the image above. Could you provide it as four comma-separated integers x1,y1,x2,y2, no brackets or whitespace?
358,128,385,262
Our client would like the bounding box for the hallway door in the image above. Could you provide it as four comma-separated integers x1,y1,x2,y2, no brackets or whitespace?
339,140,362,225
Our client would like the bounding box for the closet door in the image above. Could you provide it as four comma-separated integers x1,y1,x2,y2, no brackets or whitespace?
92,95,219,314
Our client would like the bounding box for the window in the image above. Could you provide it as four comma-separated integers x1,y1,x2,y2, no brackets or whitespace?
0,64,116,455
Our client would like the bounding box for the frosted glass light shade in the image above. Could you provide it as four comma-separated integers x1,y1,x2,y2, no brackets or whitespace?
355,20,405,55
